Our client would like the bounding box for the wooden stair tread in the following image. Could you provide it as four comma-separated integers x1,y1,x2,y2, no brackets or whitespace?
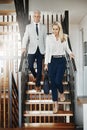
1,93,8,98
23,110,73,116
0,10,15,15
0,22,17,26
0,0,13,4
26,89,69,94
77,96,87,104
27,81,43,85
27,81,68,86
23,122,75,128
25,99,71,104
0,32,19,35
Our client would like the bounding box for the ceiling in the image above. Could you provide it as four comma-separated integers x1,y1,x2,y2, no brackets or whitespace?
0,0,87,24
29,0,87,24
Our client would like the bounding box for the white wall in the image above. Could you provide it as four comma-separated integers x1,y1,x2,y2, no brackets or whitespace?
69,24,84,126
80,15,87,28
80,15,87,96
69,14,87,126
69,24,84,96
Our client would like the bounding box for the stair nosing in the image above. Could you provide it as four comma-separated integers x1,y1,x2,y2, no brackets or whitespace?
23,110,73,116
25,99,71,104
23,122,75,128
27,81,68,86
26,89,69,94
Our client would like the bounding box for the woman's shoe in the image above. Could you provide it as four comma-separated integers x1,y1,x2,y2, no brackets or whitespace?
60,94,65,101
53,107,58,114
53,102,58,114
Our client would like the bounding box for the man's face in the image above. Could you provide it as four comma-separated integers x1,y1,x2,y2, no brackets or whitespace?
33,12,41,23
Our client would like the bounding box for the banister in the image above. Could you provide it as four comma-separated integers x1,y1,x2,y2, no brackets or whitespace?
19,52,26,72
68,38,77,72
9,72,19,127
62,10,77,72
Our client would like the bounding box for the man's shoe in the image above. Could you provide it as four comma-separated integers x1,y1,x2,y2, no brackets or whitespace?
35,86,38,91
38,87,41,92
33,77,36,82
35,86,41,92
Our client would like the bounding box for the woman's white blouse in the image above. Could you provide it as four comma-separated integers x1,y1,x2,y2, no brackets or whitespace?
45,34,72,64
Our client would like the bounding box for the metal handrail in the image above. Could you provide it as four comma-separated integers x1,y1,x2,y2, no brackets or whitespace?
19,52,26,72
68,38,77,72
9,72,18,127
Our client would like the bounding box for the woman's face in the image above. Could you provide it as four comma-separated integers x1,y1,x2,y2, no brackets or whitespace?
52,25,59,36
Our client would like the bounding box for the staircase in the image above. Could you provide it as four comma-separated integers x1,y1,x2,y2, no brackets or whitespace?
0,2,76,127
22,62,75,129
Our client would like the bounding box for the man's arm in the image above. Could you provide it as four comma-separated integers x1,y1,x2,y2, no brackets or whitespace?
21,25,29,54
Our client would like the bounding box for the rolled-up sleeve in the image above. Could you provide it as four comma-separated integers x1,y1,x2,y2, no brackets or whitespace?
64,40,72,55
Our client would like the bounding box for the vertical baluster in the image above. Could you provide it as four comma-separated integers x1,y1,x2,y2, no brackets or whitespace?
48,104,50,122
43,14,44,25
3,61,7,128
31,116,33,123
47,14,49,34
0,76,1,127
35,104,36,123
60,14,63,24
56,14,58,21
29,15,31,24
52,14,53,24
66,116,70,123
39,93,41,123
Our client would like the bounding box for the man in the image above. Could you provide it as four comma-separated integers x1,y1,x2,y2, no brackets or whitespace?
22,10,47,92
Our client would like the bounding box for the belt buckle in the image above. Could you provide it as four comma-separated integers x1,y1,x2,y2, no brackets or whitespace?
59,55,62,58
53,55,64,58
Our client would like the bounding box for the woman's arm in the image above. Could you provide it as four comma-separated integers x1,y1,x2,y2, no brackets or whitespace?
64,40,75,59
44,36,50,70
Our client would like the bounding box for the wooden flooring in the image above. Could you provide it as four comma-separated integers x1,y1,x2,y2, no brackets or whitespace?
0,128,83,130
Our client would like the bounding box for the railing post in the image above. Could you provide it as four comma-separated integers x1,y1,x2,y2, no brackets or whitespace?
18,72,22,127
9,72,12,127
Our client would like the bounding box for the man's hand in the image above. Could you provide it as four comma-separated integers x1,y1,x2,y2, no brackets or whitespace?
21,48,26,55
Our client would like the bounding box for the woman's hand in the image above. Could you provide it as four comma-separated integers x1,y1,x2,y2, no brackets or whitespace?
44,64,48,71
70,53,75,59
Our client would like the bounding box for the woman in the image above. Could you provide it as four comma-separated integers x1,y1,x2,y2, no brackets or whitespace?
44,21,74,113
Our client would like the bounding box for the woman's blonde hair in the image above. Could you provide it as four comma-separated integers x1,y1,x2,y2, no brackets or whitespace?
52,21,68,42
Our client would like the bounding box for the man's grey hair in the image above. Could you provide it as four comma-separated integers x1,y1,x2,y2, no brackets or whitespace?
33,10,41,15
